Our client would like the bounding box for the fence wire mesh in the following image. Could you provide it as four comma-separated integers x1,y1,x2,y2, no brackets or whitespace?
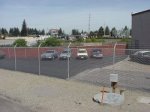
0,46,150,112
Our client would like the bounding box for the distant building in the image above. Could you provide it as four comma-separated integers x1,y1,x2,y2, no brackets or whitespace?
49,29,59,37
68,35,76,41
132,9,150,49
81,33,88,38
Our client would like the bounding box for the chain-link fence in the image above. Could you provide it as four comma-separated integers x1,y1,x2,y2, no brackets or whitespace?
0,44,150,111
0,45,149,90
0,45,150,90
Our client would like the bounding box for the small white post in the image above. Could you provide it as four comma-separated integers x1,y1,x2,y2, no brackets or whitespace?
110,74,118,93
38,43,42,75
14,44,17,71
67,42,71,79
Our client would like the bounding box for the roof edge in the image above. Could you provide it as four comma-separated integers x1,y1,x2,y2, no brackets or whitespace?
132,9,150,16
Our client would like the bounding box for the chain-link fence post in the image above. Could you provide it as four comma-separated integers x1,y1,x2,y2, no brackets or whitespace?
67,42,71,79
14,44,17,71
38,43,42,75
25,47,27,58
7,47,10,58
113,42,117,73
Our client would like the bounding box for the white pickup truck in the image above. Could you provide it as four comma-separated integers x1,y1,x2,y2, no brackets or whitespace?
76,48,88,59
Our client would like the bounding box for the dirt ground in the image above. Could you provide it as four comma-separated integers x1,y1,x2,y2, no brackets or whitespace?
0,69,150,112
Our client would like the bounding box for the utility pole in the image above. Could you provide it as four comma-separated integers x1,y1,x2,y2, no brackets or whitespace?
88,13,91,34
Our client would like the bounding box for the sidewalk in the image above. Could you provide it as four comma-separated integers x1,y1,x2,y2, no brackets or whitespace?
0,69,149,112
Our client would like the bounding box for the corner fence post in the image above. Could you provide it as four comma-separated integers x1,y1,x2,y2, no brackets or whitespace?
38,43,42,75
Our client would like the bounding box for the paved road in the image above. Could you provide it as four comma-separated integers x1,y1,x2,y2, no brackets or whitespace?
0,56,149,91
70,58,150,92
0,56,126,79
0,97,31,112
71,68,150,92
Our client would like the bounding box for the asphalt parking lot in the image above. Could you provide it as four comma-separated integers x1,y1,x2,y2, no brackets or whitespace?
0,56,126,79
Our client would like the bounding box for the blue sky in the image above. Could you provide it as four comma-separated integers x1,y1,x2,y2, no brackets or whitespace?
0,0,150,33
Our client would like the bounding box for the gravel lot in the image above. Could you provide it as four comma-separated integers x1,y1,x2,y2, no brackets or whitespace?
0,68,150,112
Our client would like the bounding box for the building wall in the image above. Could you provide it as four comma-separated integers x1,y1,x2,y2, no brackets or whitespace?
132,11,150,49
49,29,59,37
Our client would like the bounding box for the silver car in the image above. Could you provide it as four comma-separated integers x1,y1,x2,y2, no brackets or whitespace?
91,49,103,59
130,50,150,64
41,50,58,60
59,48,71,60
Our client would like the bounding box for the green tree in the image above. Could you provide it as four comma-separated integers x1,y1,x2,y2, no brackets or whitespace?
72,29,80,35
105,26,110,35
81,30,84,34
98,26,104,37
41,29,45,35
89,31,95,37
58,28,63,36
77,37,84,42
9,28,20,36
122,26,130,37
13,39,27,47
111,27,117,37
9,28,13,36
21,19,28,36
1,28,8,35
130,29,132,36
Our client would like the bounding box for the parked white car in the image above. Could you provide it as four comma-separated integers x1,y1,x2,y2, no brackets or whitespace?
76,48,88,59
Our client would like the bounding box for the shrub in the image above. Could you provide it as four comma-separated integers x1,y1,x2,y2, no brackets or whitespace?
91,38,97,42
77,38,84,42
97,39,105,43
13,39,27,47
85,38,92,43
85,38,105,43
41,37,61,47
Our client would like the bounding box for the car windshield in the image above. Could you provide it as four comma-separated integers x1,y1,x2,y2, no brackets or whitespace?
143,52,150,56
46,50,54,53
93,52,100,54
78,50,86,53
62,51,69,53
93,49,101,53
